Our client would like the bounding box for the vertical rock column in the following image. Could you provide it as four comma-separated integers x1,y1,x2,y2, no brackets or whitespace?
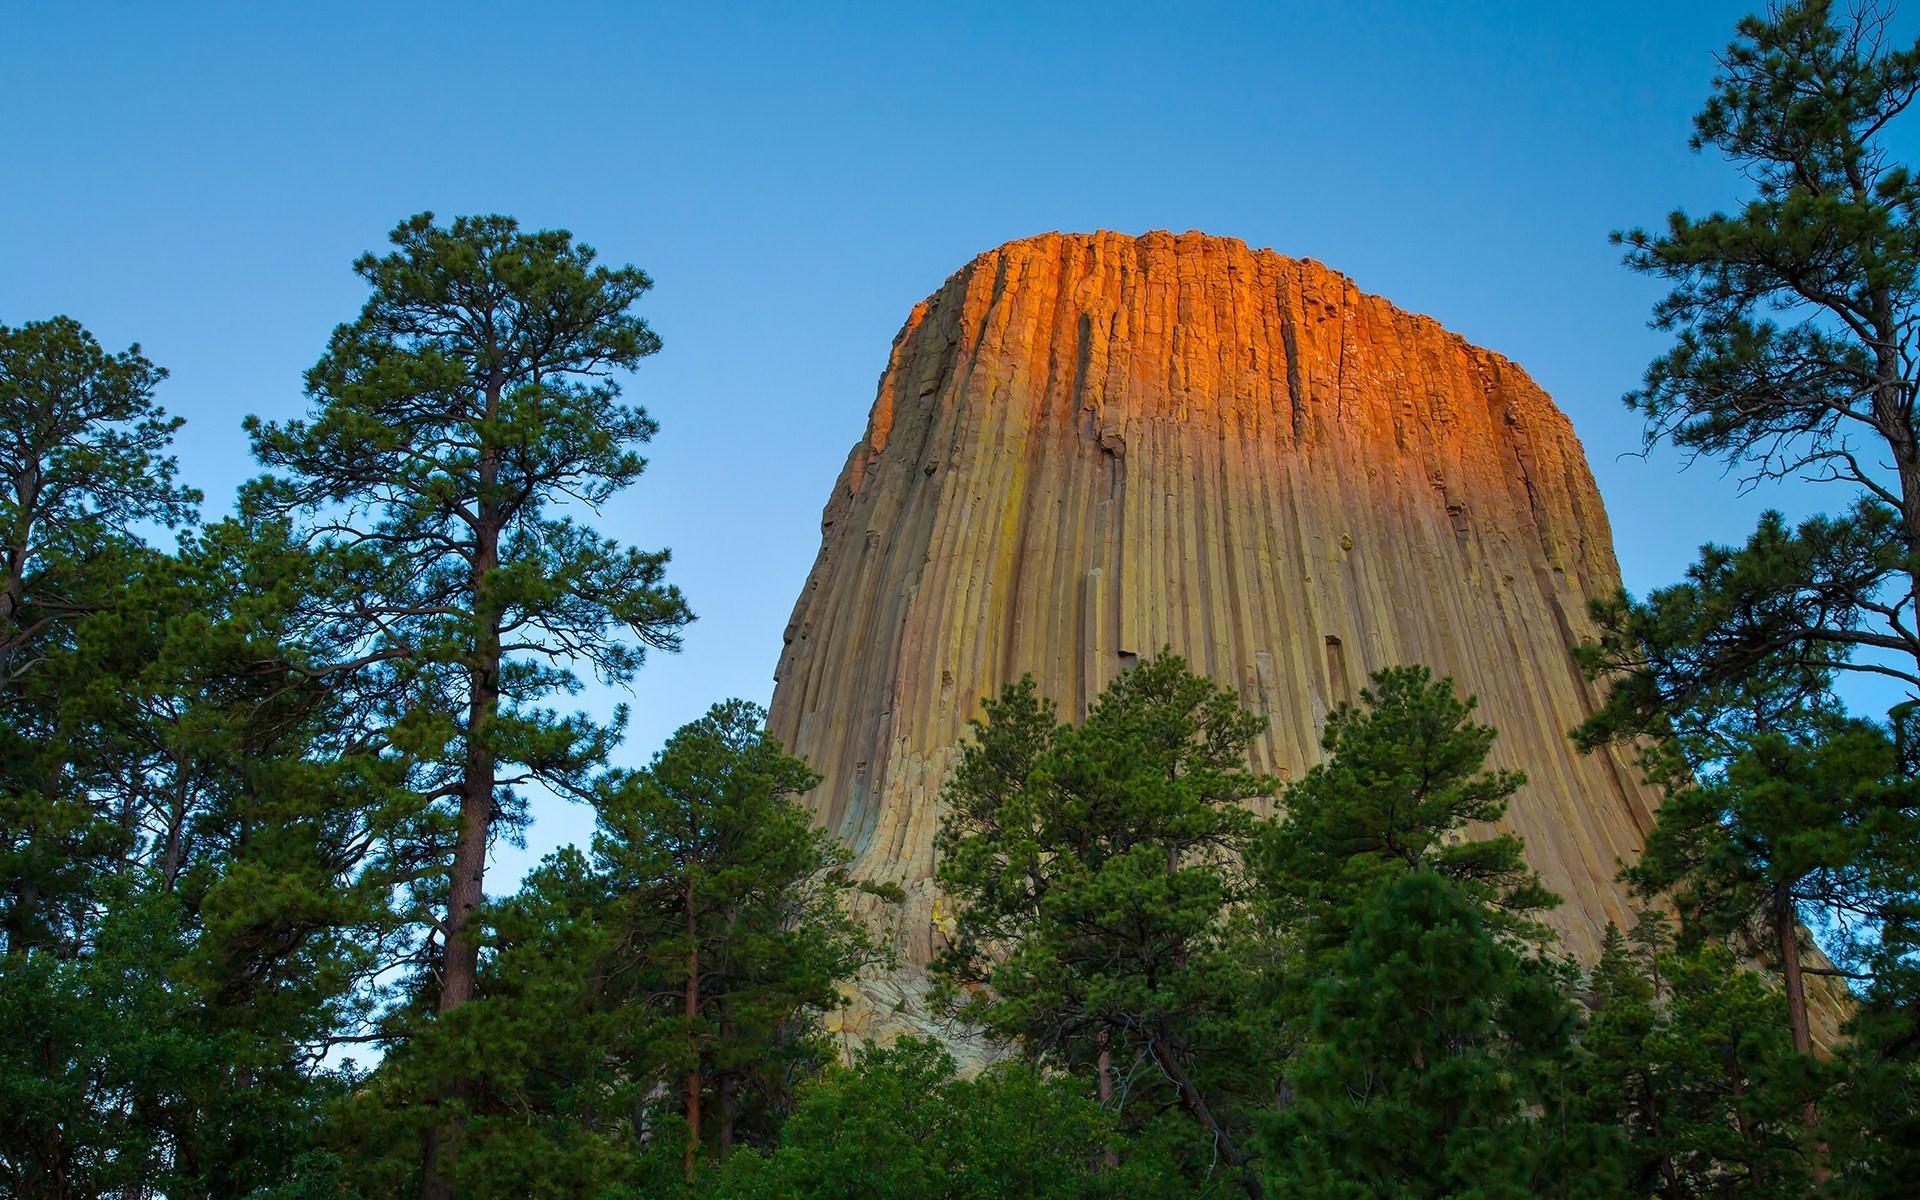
770,230,1661,1042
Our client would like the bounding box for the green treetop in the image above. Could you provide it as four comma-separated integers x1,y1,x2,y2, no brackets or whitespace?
936,652,1278,1198
1260,870,1616,1200
312,701,875,1197
246,212,693,1196
593,700,876,1178
1574,918,1821,1200
1255,665,1559,955
0,315,197,684
1,316,198,959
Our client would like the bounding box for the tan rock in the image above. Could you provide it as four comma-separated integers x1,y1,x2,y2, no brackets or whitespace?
767,229,1810,1046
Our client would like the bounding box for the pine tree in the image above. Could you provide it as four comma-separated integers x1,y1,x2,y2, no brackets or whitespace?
1,516,422,1197
705,1038,1133,1200
316,846,643,1200
1623,717,1915,1059
0,315,197,684
1255,665,1559,957
1251,668,1608,1199
0,316,197,957
1573,8,1920,1182
1260,871,1617,1200
935,653,1279,1198
314,702,875,1197
592,700,874,1178
244,212,693,1196
1575,917,1821,1199
1580,0,1920,726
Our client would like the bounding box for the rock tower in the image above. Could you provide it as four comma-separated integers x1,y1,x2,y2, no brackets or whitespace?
769,230,1663,1040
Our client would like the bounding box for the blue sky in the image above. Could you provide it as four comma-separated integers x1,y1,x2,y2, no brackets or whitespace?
6,1,1884,883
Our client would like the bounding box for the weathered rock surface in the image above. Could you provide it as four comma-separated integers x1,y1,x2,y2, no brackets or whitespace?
770,230,1667,1043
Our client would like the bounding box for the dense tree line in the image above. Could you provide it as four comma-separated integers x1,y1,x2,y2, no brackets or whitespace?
3,2,1919,1195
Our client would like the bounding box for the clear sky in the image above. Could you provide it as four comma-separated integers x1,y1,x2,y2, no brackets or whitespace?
7,1,1892,884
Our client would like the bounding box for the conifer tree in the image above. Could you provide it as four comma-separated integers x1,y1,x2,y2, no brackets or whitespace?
314,702,874,1197
1575,7,1920,1179
0,316,197,957
706,1039,1132,1200
245,213,692,1195
1252,668,1607,1199
1575,918,1821,1200
1255,665,1559,955
935,653,1278,1198
0,316,196,685
1260,870,1616,1200
1580,0,1920,726
1624,717,1916,1059
1,517,421,1197
591,700,874,1178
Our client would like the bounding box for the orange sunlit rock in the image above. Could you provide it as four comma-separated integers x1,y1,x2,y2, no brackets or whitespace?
770,230,1671,1046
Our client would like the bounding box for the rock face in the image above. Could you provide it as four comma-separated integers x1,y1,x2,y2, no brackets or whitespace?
769,230,1662,1040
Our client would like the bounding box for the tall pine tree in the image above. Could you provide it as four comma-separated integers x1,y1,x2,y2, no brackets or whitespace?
245,212,693,1197
1580,0,1920,723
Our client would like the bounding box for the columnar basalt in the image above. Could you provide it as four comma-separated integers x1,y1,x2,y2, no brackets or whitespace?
770,230,1664,1042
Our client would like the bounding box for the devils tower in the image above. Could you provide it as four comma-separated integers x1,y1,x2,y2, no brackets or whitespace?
769,230,1662,1040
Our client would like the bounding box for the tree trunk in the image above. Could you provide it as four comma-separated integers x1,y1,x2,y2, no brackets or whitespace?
1097,1031,1117,1169
1729,1060,1767,1194
1868,304,1920,681
1772,886,1828,1183
0,461,40,685
159,753,190,891
685,877,701,1180
439,508,501,1015
1638,1072,1679,1199
423,409,504,1200
1149,1036,1263,1200
420,566,498,1200
3,879,38,956
1772,886,1813,1058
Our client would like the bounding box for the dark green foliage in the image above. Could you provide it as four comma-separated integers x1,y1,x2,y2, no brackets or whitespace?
1624,721,1918,1034
593,699,876,1171
245,211,694,1036
1250,668,1608,1200
1580,0,1920,781
705,1039,1131,1200
1576,510,1867,757
244,212,694,1193
1620,0,1920,486
934,652,1279,1195
1574,920,1821,1200
316,849,641,1200
0,519,417,1195
1260,870,1616,1200
0,885,364,1199
0,315,197,683
0,318,405,1195
1824,1034,1920,1198
1580,10,1920,1175
1257,665,1558,954
1,315,198,957
315,702,874,1197
1618,717,1920,1194
1587,0,1920,713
